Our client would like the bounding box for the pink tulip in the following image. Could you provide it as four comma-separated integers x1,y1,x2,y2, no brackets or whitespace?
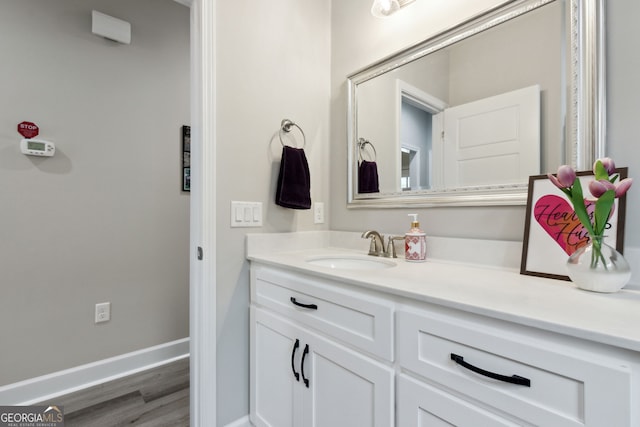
615,178,633,198
548,165,576,189
588,179,615,198
595,157,616,175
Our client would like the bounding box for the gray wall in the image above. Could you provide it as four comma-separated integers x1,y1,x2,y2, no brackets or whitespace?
0,0,190,385
607,0,640,250
330,0,640,250
215,0,331,424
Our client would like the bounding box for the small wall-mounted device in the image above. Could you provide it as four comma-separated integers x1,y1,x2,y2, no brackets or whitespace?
20,138,55,157
92,10,131,44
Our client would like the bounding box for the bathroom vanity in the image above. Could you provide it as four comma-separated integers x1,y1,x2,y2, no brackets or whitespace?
247,232,640,426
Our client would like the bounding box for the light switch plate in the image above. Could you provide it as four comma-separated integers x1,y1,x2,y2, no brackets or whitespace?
231,201,263,227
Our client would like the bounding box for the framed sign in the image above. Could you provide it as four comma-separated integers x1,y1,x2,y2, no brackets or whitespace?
520,168,628,280
182,125,191,192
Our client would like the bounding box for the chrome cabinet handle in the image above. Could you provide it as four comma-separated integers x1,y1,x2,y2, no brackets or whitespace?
290,297,318,310
451,353,531,387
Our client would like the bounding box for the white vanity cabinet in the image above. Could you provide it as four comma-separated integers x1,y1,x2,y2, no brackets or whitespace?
249,259,640,427
250,265,395,427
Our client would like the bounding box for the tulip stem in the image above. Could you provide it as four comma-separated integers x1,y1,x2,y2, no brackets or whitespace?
590,235,608,271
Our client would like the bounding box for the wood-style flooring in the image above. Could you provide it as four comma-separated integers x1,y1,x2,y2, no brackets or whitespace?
37,357,189,426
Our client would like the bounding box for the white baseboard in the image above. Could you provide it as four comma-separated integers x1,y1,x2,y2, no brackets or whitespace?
0,337,189,405
224,415,252,427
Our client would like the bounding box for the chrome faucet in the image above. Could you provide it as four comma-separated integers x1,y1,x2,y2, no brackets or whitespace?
362,230,385,256
361,231,404,258
386,236,405,258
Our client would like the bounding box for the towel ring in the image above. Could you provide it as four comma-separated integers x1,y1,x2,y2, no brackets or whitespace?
358,138,377,162
279,119,306,149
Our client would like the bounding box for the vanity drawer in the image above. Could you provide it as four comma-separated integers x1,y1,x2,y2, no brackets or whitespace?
397,373,522,427
251,264,394,360
396,309,632,426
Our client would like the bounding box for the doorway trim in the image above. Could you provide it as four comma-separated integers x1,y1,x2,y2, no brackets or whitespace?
395,79,447,192
183,0,217,425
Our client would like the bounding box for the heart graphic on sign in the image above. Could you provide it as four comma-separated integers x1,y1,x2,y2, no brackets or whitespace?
533,194,609,256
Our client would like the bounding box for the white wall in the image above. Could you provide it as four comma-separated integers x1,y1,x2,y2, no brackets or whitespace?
607,0,640,249
0,0,190,386
215,0,331,424
330,0,640,250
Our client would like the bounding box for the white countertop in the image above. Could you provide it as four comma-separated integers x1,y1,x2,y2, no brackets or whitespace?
247,231,640,353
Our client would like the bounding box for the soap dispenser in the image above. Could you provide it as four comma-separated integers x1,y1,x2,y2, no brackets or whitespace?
405,214,427,262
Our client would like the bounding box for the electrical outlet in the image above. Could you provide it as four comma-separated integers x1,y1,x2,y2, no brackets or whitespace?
314,202,325,224
95,302,111,324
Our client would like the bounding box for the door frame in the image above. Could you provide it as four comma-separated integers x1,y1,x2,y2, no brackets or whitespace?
400,144,421,191
396,79,447,192
180,0,217,425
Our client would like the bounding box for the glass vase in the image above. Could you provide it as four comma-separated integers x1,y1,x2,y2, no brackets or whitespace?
566,235,631,293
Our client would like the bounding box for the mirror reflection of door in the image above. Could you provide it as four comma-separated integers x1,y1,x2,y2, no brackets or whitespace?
397,80,447,191
398,82,540,191
442,85,540,187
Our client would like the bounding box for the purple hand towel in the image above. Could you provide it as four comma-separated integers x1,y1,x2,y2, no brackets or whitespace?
276,146,311,209
358,160,379,193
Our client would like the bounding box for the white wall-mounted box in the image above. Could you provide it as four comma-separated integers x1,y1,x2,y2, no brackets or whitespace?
92,10,131,45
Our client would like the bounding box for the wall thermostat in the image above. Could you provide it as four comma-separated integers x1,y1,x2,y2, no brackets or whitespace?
20,138,55,157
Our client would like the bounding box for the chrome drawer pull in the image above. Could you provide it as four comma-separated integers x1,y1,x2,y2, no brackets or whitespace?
451,353,531,387
290,297,318,310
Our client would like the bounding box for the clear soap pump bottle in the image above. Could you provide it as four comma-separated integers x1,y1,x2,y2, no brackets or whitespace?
405,214,427,262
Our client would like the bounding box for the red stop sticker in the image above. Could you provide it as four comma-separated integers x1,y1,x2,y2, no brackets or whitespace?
17,121,39,138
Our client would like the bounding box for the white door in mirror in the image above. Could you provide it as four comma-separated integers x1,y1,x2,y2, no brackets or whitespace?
440,85,540,188
20,138,55,157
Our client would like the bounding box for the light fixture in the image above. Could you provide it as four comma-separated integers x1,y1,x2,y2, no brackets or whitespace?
371,0,415,18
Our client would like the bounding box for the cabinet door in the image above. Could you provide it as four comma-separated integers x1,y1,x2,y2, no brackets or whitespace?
252,307,394,427
251,307,303,427
398,374,524,427
302,326,394,427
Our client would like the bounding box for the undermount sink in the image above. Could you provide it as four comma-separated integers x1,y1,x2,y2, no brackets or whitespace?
305,255,396,270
